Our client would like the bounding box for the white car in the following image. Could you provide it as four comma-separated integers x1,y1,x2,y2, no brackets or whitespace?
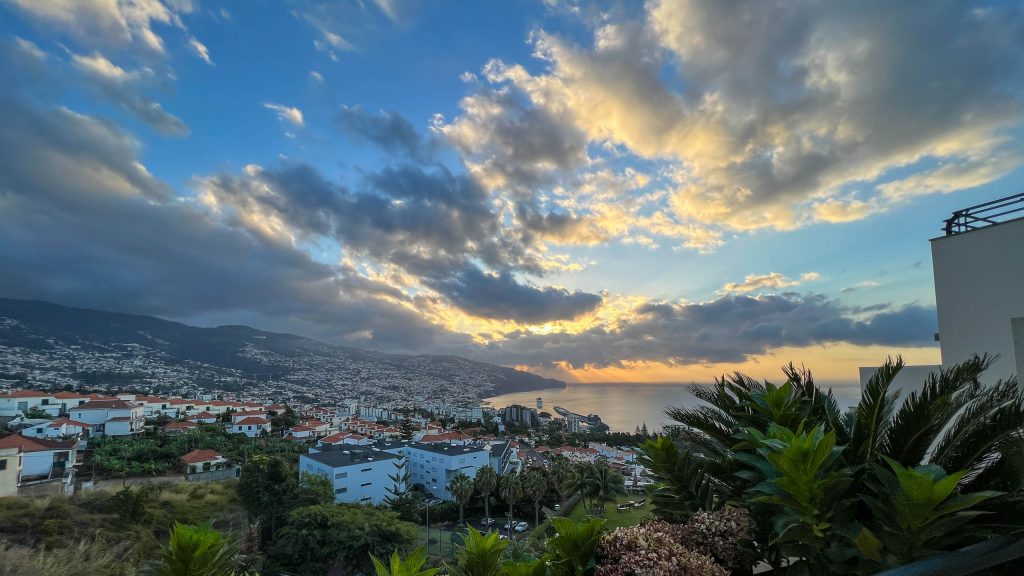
480,517,496,527
514,521,529,533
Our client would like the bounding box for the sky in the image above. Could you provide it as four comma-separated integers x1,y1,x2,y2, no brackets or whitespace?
1,0,1023,385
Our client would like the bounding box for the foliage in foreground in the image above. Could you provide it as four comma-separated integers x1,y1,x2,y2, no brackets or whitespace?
0,538,135,576
641,355,1024,574
144,522,239,576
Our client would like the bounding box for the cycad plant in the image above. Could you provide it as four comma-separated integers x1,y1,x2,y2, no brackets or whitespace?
642,355,1024,573
145,522,239,576
448,527,507,576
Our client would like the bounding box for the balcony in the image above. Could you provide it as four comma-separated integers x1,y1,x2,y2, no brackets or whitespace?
942,192,1024,235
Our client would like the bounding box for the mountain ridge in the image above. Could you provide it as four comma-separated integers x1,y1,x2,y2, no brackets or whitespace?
0,298,564,402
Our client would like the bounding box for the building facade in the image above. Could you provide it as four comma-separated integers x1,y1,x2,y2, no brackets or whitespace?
300,445,404,505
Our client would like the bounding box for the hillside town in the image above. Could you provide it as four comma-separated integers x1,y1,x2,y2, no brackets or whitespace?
0,386,643,504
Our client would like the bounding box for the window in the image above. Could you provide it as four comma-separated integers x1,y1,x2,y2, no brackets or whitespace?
360,467,372,472
335,472,348,479
0,460,6,471
360,482,372,487
335,487,348,494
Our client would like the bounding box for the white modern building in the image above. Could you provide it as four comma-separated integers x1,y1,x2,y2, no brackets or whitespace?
860,193,1024,391
300,445,405,505
377,441,490,501
931,193,1024,383
229,416,271,437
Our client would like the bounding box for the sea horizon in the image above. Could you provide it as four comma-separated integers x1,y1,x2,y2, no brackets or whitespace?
487,381,865,433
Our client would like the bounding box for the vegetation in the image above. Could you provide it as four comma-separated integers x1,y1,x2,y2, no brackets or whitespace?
475,465,499,520
144,522,239,576
372,546,439,576
451,472,475,526
640,355,1024,574
264,504,418,576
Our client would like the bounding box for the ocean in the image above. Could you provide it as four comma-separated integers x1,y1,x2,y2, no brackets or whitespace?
484,382,864,433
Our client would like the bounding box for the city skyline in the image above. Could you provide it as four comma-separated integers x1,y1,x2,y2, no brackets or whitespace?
3,1,1024,384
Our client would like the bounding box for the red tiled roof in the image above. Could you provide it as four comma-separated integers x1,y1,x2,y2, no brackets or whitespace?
233,410,266,417
0,435,77,452
0,389,52,398
164,422,198,430
180,449,223,464
48,418,91,428
188,411,217,420
75,400,137,410
234,417,270,425
52,391,89,399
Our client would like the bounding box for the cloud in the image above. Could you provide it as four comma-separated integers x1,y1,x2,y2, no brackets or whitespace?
295,0,412,55
841,280,882,293
71,51,189,136
337,105,432,160
264,102,304,128
429,267,602,323
723,271,820,293
309,70,323,83
0,94,463,352
480,293,937,369
2,0,191,55
456,0,1024,248
188,36,213,65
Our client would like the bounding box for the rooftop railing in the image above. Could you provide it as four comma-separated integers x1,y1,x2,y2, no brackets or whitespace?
943,192,1024,235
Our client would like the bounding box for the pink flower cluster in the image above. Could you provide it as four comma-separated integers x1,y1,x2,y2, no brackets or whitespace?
595,521,727,576
678,507,758,572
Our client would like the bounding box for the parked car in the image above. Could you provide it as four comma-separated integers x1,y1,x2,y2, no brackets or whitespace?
515,521,529,533
553,504,561,511
480,517,496,526
503,520,515,530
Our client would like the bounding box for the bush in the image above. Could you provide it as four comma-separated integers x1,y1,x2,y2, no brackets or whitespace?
0,538,134,576
677,507,758,573
595,521,726,576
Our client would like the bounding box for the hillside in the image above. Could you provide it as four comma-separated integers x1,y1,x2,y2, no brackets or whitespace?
0,298,563,403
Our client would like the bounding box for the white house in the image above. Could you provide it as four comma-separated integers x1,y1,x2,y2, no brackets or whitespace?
231,410,268,424
180,449,230,475
300,445,405,505
70,399,145,437
20,418,94,443
0,390,60,417
0,435,77,482
230,416,271,437
188,411,219,424
0,447,20,497
319,431,372,446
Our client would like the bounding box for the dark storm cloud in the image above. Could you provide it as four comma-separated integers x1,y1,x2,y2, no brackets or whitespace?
0,93,462,352
478,293,936,369
430,267,602,323
336,105,433,160
199,161,603,322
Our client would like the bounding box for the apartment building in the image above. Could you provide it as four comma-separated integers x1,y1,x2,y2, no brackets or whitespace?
299,445,404,505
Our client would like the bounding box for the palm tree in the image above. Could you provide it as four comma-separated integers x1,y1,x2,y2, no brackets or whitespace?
146,522,238,576
522,469,548,527
548,459,573,504
562,464,594,514
450,472,475,527
499,472,523,531
474,465,498,521
587,462,625,514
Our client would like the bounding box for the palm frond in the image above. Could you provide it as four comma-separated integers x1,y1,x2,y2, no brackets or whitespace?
883,356,991,467
848,356,903,466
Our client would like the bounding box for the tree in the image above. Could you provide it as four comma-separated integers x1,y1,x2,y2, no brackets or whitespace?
522,469,548,528
499,473,523,528
386,458,421,522
586,462,625,514
145,522,239,576
562,465,594,514
474,465,498,520
548,460,574,504
236,455,298,538
265,504,417,576
399,419,416,441
450,472,475,527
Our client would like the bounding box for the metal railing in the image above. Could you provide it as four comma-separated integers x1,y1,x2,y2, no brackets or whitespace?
872,535,1024,576
943,192,1024,235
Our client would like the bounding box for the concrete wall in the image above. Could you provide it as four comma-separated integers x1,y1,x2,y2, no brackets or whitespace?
1014,317,1024,380
0,448,19,497
931,218,1024,383
858,365,942,400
